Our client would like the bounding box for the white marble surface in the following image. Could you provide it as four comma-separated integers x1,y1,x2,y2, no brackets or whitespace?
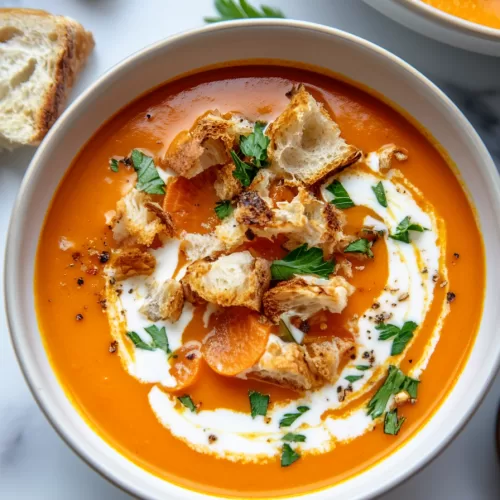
0,0,499,498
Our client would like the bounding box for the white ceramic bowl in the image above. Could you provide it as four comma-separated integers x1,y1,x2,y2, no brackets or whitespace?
5,20,500,500
363,0,500,56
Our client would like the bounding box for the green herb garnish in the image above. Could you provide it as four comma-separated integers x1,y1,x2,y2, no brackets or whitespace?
344,238,374,258
178,395,198,413
127,325,171,354
109,158,119,173
271,244,335,280
390,216,426,244
248,390,270,418
205,0,285,23
367,365,419,419
376,321,418,355
326,180,355,209
215,200,234,220
356,365,371,371
279,406,309,428
282,433,306,442
231,150,258,187
130,149,165,194
281,443,301,467
372,181,387,207
126,331,155,351
384,408,406,435
144,325,171,354
345,374,363,384
240,122,270,167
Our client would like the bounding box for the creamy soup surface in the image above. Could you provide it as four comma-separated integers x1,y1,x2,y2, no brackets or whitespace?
35,64,484,498
421,0,500,29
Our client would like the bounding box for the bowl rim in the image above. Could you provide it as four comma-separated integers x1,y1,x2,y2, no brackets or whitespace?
400,0,500,41
5,18,500,500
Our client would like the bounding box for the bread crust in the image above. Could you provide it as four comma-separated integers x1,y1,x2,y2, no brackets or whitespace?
0,8,94,146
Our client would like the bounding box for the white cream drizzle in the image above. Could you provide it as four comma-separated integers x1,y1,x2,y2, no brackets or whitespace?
107,157,450,463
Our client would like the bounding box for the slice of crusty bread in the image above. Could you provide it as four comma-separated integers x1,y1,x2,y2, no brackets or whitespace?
267,85,362,185
0,8,94,149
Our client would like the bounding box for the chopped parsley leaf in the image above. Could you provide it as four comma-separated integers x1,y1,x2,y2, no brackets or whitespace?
271,244,335,280
390,216,426,244
240,122,270,167
205,0,285,23
214,200,234,220
279,406,309,428
326,180,355,209
109,158,119,172
282,433,306,442
401,376,420,400
376,321,418,355
345,374,363,384
344,238,374,258
144,325,171,354
372,181,388,207
130,149,165,194
126,331,155,351
177,395,197,413
356,365,371,371
248,390,270,418
281,443,301,467
231,150,258,187
384,408,406,435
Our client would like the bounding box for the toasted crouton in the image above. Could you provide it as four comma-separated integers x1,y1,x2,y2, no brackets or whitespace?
249,168,275,204
109,248,156,281
267,86,361,185
162,111,253,178
235,191,273,226
112,188,174,246
214,163,243,200
378,144,408,170
182,232,225,262
245,335,353,392
263,275,355,324
139,279,184,322
182,251,271,311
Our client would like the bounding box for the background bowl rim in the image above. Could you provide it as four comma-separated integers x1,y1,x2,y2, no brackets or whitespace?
5,18,500,500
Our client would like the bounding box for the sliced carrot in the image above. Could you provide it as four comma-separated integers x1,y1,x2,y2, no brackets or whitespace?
163,169,218,235
202,307,271,377
163,341,202,393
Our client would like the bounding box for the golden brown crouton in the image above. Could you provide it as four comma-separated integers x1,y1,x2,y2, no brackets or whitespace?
112,188,173,246
267,86,361,185
161,111,253,178
235,191,273,226
246,335,353,392
182,232,225,262
182,251,271,311
263,275,355,324
377,144,408,170
214,163,243,200
109,248,156,281
139,279,184,323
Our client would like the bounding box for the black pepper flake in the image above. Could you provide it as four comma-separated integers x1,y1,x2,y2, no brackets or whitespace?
447,292,456,303
76,314,84,321
146,113,152,119
245,228,255,241
337,386,342,393
371,302,380,310
128,288,133,294
186,353,196,361
109,277,116,286
109,341,118,353
363,351,370,359
453,253,460,259
123,156,132,166
350,354,356,360
409,359,413,364
299,320,310,334
432,274,439,283
208,434,217,444
72,252,81,261
99,299,107,310
77,277,84,286
99,251,110,264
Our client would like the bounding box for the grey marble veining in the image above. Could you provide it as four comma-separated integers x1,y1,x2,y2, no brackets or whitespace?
0,1,499,499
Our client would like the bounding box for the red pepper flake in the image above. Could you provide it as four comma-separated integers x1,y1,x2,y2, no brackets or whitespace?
109,341,118,353
86,268,98,275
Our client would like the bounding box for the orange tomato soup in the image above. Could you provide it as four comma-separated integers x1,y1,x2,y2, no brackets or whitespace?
35,65,484,498
421,0,500,29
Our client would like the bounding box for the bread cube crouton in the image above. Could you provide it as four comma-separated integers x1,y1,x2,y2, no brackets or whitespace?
245,335,354,392
235,190,273,226
109,248,156,281
214,163,243,200
263,275,355,324
181,251,271,311
112,188,174,246
377,144,408,171
139,279,184,323
267,85,361,185
161,110,253,178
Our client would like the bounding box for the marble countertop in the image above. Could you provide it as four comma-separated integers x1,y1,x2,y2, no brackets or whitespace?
0,0,499,498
